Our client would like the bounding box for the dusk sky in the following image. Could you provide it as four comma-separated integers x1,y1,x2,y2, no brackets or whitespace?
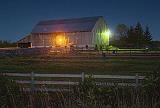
0,0,159,41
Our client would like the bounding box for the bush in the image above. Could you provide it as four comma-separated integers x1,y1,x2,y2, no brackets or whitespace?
1,73,160,108
0,74,22,108
105,45,119,50
143,65,160,105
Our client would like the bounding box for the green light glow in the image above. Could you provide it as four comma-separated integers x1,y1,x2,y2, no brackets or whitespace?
101,29,110,45
104,30,111,37
94,29,110,49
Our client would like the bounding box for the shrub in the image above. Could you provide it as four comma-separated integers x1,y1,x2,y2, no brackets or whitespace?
0,74,22,108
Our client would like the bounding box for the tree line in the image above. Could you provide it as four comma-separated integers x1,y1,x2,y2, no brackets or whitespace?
0,40,16,48
111,22,153,48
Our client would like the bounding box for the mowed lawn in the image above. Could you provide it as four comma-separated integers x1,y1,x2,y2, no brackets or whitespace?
0,55,160,75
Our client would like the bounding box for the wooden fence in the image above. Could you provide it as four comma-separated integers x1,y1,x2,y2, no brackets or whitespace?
3,72,145,92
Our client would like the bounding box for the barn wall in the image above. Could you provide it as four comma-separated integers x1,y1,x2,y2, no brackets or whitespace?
66,32,92,47
30,33,54,47
18,32,93,48
92,17,109,48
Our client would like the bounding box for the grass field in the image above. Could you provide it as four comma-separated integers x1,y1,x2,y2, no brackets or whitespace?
1,54,160,108
0,54,160,75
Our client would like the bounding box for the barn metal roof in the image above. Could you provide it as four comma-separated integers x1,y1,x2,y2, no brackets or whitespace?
31,16,102,33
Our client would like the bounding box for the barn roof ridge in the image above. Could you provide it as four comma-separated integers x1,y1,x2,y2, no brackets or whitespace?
37,16,103,25
31,16,104,33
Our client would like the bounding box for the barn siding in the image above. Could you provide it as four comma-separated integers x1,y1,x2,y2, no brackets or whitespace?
92,17,109,47
18,31,98,48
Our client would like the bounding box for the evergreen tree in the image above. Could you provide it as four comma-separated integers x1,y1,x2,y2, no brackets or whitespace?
127,26,136,47
134,22,144,48
111,22,153,48
144,26,152,47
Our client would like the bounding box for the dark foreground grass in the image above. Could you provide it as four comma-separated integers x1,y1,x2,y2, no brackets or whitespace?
1,74,160,108
0,55,160,75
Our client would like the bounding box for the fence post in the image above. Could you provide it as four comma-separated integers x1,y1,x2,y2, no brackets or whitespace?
31,72,35,91
135,73,139,88
130,49,132,56
81,72,85,82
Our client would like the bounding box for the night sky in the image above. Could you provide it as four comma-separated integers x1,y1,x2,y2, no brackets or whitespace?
0,0,159,41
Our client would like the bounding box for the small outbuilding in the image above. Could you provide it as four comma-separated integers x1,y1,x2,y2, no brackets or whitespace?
17,16,110,49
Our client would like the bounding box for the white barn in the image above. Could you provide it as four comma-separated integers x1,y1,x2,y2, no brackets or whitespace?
17,16,110,49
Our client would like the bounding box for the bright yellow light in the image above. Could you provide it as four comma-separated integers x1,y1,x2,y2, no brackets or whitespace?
58,38,62,42
55,35,67,47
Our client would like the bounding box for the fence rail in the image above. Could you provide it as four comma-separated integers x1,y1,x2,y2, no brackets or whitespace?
4,73,145,79
2,72,145,91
